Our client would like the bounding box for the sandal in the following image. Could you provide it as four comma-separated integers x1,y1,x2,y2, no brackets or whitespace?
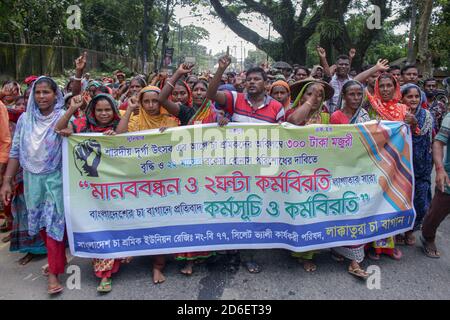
245,261,262,274
420,235,441,259
348,265,369,280
97,279,112,293
48,285,64,295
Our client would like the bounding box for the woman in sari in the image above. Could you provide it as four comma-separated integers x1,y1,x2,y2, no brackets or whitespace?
159,64,227,275
362,73,418,260
286,78,334,272
398,84,434,245
286,78,334,126
116,85,178,284
331,80,370,124
1,77,67,295
329,80,370,279
55,94,127,293
5,96,47,263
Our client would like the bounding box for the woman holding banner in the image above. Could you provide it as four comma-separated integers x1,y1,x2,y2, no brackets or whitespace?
117,85,178,283
286,78,334,272
355,63,418,261
55,93,127,293
0,77,67,295
330,80,370,279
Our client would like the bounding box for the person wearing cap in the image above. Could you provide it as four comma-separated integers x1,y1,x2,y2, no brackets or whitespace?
269,80,291,111
273,61,293,80
286,78,334,126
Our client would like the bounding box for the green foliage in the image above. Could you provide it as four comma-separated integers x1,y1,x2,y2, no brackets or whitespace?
100,58,132,75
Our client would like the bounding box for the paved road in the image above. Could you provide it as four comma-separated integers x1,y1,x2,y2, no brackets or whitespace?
1,169,449,300
0,220,449,300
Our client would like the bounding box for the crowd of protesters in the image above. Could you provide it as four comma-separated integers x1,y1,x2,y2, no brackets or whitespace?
0,46,449,295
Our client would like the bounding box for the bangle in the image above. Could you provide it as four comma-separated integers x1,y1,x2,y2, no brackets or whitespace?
3,175,13,180
166,81,175,89
436,165,445,172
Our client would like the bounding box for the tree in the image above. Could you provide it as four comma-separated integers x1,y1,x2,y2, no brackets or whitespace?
208,0,391,69
415,0,434,76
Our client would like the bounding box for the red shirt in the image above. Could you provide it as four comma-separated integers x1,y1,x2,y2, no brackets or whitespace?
220,91,285,123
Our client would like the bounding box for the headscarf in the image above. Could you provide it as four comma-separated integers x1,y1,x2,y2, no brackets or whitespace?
171,80,193,107
401,83,431,136
19,76,65,174
270,80,291,108
72,94,121,133
337,80,370,124
367,74,407,121
136,86,178,131
291,80,329,125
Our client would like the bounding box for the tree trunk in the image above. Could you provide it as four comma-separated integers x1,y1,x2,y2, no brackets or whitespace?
407,0,418,64
415,0,433,77
160,0,171,70
142,0,150,74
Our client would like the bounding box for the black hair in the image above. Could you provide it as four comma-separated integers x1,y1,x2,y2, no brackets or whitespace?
15,95,25,103
246,67,268,82
193,80,209,90
388,65,401,72
34,77,58,93
130,76,147,88
336,55,350,62
424,78,437,85
401,65,418,75
295,66,311,76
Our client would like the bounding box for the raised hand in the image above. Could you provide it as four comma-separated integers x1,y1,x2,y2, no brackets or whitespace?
218,55,232,70
349,48,357,60
69,95,84,111
127,96,139,113
316,46,327,59
177,63,196,75
376,59,390,72
75,52,87,72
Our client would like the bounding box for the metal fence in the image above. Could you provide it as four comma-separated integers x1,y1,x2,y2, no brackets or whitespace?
0,42,145,81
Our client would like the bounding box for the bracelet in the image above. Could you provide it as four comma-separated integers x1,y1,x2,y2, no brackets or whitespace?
436,165,445,172
73,76,82,81
166,81,175,89
3,175,13,180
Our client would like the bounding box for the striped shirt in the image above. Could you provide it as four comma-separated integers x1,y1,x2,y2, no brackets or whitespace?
220,90,285,124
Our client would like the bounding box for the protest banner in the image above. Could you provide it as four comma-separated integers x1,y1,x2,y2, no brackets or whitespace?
63,121,415,258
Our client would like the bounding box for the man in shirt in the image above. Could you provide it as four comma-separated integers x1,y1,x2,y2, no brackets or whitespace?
327,55,352,113
207,56,284,124
421,113,450,259
206,55,284,274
